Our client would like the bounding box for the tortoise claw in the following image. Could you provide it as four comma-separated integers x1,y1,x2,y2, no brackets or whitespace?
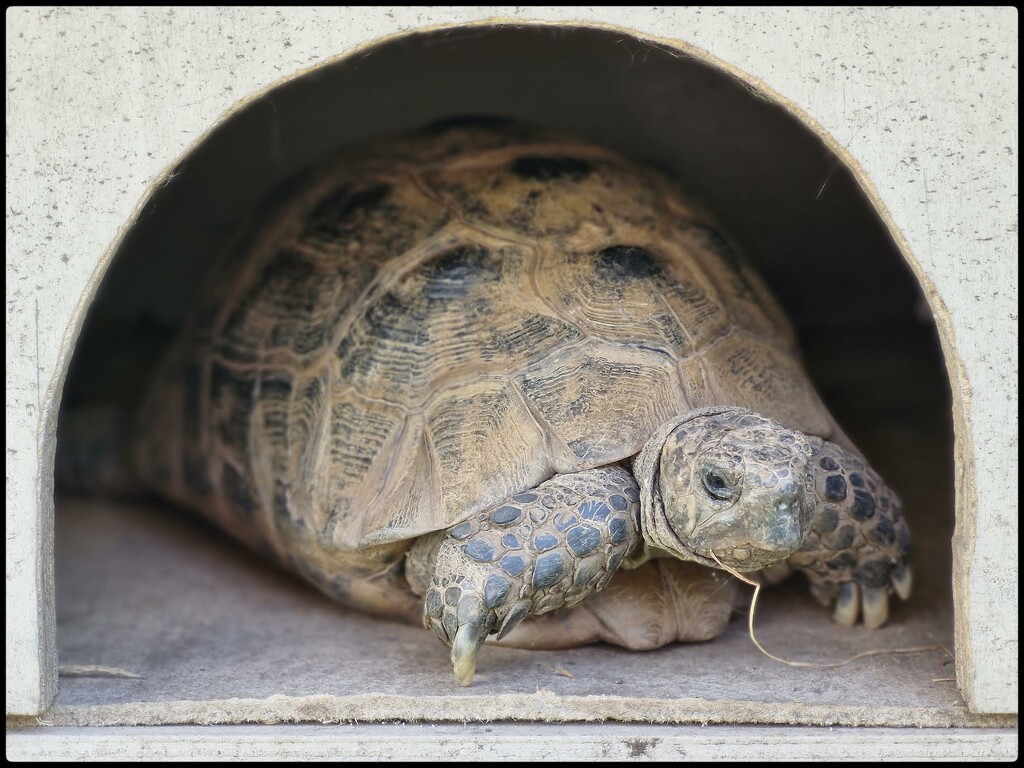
424,585,497,687
495,599,531,641
892,563,913,601
824,562,908,629
834,582,860,626
451,617,490,687
860,585,889,629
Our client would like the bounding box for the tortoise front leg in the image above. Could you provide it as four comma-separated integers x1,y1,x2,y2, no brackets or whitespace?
787,437,913,629
406,465,641,686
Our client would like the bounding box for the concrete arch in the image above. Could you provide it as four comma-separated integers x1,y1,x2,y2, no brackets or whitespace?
9,13,1013,719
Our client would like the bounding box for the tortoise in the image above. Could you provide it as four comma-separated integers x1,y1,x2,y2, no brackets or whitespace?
62,118,913,686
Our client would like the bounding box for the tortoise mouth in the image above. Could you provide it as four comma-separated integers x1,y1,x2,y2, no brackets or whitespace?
690,544,797,572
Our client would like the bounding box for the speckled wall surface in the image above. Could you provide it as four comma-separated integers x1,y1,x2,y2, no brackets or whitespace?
6,7,1017,716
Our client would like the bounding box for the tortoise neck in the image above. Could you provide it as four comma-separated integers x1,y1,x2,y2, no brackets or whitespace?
631,407,755,569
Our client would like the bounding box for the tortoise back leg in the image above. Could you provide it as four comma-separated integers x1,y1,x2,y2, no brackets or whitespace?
491,559,738,651
787,436,913,629
405,465,641,685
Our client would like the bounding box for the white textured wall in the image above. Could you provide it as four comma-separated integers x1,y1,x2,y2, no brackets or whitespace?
6,7,1017,715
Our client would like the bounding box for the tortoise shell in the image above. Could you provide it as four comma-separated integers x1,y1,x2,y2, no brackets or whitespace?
132,121,840,594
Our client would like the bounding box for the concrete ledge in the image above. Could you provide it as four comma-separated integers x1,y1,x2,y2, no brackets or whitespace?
6,724,1019,762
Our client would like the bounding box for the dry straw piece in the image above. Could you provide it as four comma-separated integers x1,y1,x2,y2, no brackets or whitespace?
709,551,946,669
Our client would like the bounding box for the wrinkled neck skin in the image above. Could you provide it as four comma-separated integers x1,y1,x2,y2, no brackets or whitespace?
628,406,814,573
629,407,742,570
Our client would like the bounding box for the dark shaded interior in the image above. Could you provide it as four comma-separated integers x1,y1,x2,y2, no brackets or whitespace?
60,24,953,628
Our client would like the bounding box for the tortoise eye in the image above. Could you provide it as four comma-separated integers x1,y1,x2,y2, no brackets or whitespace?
703,471,733,501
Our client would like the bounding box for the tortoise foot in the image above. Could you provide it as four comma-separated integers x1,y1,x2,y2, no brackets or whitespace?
791,437,913,629
418,466,641,686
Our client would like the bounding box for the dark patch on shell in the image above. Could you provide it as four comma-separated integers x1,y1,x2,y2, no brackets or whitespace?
358,290,432,348
511,156,594,182
420,245,501,301
305,183,390,240
221,463,257,519
594,245,663,281
209,362,254,450
259,372,294,400
272,480,290,522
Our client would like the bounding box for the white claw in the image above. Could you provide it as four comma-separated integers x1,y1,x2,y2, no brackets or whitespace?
451,623,486,687
892,565,913,601
834,582,860,627
861,586,890,629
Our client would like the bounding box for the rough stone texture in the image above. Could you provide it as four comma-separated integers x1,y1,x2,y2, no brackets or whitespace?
5,724,1019,762
5,7,1017,718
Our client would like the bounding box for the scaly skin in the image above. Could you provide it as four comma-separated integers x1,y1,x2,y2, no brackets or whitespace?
410,466,641,685
788,436,913,629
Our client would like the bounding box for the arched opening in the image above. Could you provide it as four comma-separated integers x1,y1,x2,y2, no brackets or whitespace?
53,23,961,725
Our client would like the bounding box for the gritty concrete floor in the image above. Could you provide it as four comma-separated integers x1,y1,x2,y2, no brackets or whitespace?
38,496,1012,729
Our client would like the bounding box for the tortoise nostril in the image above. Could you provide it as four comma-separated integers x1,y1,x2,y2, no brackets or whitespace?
776,498,799,518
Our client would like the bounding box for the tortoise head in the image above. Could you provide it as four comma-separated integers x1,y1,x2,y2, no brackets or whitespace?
634,407,815,571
